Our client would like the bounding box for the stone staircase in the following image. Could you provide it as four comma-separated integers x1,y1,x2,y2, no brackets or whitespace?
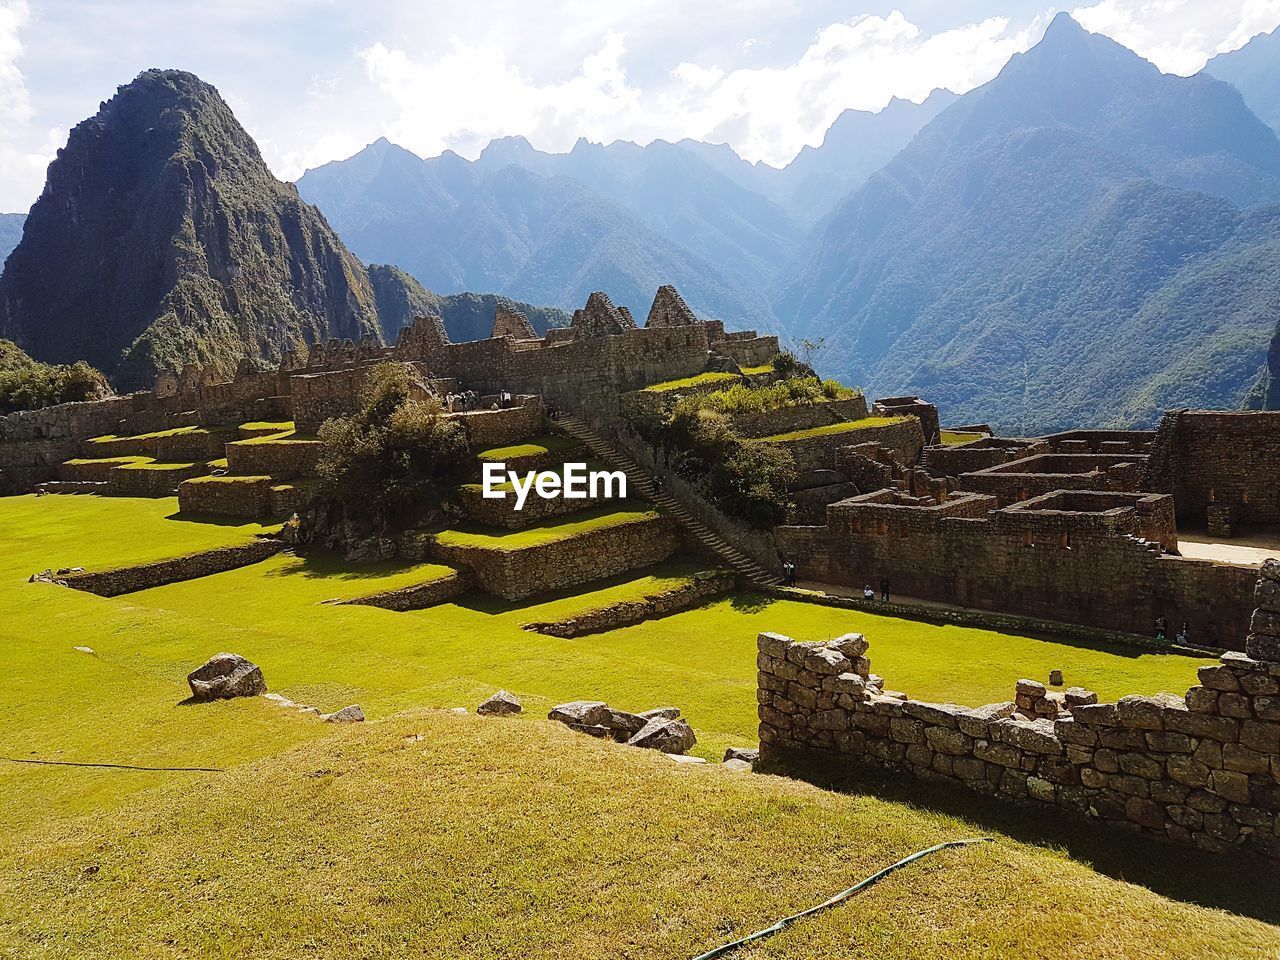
552,414,783,588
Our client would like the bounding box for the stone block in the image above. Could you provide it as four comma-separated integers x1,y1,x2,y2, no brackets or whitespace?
958,702,1015,737
1093,747,1119,773
1125,797,1167,830
902,701,967,727
974,740,1022,768
889,717,926,744
1116,694,1183,730
1241,720,1280,754
1063,687,1098,707
1224,743,1272,775
1219,692,1252,719
1248,633,1280,664
1144,731,1192,754
1252,609,1280,640
803,646,852,676
829,634,869,659
1071,702,1119,726
1198,665,1241,692
925,726,973,756
1167,756,1211,789
1118,752,1164,780
1184,686,1219,715
1055,718,1098,746
1241,673,1280,697
992,718,1062,755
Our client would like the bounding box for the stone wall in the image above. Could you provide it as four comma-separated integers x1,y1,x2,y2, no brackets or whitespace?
109,463,211,497
63,540,283,597
454,399,546,450
873,396,940,446
428,515,679,600
777,490,1258,649
729,396,870,439
959,453,1146,507
1146,411,1280,526
177,475,275,517
523,570,734,637
225,436,324,479
760,418,924,474
458,480,605,529
757,618,1280,861
924,438,1049,479
336,569,470,611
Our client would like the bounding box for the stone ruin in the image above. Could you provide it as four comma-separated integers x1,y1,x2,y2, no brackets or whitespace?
491,305,537,341
645,284,699,328
758,559,1280,861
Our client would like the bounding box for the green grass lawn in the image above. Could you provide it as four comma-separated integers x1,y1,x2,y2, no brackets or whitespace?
940,430,985,446
433,504,660,551
1,493,1271,956
85,425,203,444
475,434,578,463
758,415,911,443
640,371,739,393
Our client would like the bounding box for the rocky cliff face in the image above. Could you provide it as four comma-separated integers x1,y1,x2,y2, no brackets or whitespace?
0,69,385,389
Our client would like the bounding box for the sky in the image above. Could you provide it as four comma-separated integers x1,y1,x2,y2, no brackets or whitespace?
0,0,1277,211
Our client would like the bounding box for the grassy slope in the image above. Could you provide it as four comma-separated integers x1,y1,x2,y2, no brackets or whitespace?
434,504,660,550
2,495,1275,955
2,712,1277,959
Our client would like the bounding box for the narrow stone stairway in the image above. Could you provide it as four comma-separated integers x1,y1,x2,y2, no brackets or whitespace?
552,414,783,588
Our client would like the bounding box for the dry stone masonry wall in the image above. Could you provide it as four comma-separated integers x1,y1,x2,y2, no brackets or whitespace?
758,567,1280,861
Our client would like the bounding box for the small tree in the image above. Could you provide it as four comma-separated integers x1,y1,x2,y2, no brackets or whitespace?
313,363,468,535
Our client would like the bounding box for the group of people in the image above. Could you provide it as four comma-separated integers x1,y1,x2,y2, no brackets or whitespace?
778,561,891,604
443,388,516,413
1154,616,1193,646
444,389,481,413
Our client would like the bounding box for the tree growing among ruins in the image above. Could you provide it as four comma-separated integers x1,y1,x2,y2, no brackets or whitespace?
311,363,468,538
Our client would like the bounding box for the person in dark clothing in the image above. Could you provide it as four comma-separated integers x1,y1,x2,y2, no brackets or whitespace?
880,576,890,602
1154,616,1168,644
784,560,796,587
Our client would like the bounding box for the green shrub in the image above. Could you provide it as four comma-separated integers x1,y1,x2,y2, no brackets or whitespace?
658,408,796,529
314,364,468,532
671,375,858,419
0,341,112,414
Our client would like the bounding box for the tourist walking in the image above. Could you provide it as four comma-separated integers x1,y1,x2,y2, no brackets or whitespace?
880,575,890,602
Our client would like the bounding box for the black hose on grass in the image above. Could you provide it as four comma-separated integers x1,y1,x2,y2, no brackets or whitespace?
2,757,223,772
690,837,992,960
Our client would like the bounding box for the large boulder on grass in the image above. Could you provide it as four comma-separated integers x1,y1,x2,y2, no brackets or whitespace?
186,653,266,701
548,701,611,726
478,690,522,716
627,717,696,754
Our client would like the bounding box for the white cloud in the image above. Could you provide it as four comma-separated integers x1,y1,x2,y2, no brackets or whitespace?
361,11,1048,169
0,0,51,211
1072,0,1280,74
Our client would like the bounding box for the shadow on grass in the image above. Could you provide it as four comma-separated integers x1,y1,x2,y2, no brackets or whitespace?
729,592,775,614
164,510,275,530
770,752,1280,925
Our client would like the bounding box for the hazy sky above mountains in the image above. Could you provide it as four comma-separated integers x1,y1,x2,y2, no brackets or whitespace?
0,1,1276,211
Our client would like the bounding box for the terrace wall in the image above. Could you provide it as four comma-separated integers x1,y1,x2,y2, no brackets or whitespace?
428,515,680,600
177,476,275,517
729,396,870,439
763,418,924,474
63,539,284,596
757,618,1280,861
960,454,1146,507
225,437,323,479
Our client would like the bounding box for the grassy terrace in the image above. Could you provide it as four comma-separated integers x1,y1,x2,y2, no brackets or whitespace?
85,425,204,444
474,434,577,463
181,473,272,486
230,428,320,445
61,455,152,467
239,420,294,433
640,370,739,393
1,494,1274,954
433,504,660,551
113,459,201,472
941,430,985,446
758,415,911,443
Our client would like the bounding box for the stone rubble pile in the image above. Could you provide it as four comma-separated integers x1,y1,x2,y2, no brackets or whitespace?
477,690,522,716
548,701,696,754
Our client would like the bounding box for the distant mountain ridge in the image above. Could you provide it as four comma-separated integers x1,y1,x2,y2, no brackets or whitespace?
774,12,1280,432
297,140,779,333
1206,27,1280,133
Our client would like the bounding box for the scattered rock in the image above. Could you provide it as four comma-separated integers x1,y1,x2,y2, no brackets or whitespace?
322,704,365,723
666,753,707,764
627,717,697,754
723,747,759,764
603,707,648,739
73,646,94,655
639,706,681,721
722,758,753,772
447,707,468,714
1049,669,1064,687
478,690,522,716
548,700,611,727
186,653,266,701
